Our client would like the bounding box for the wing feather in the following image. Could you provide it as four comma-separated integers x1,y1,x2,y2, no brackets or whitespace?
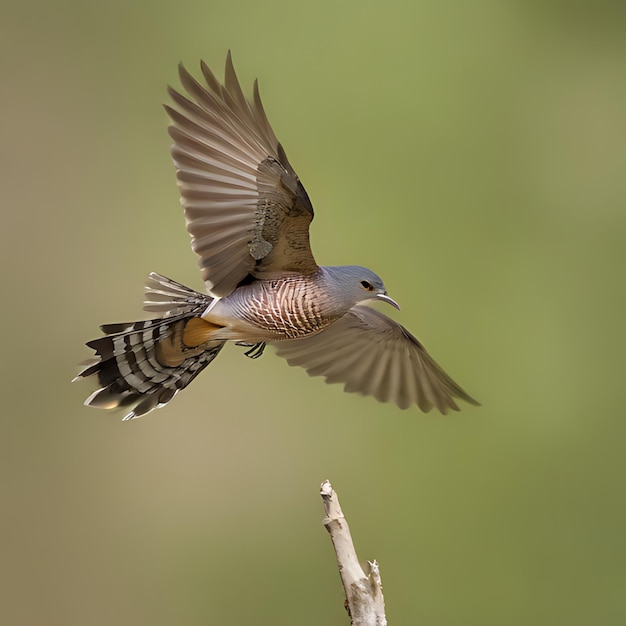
167,54,317,296
274,306,479,413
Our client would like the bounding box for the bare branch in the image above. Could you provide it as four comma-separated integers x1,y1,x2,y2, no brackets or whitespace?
320,480,387,626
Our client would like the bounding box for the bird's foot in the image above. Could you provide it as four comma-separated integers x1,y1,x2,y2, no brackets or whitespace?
236,341,267,359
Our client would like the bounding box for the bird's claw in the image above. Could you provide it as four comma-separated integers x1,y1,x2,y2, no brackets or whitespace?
236,341,267,359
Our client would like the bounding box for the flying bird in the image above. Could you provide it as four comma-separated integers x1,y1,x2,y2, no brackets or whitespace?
75,53,479,420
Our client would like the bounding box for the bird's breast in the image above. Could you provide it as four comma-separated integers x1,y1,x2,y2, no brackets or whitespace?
214,277,337,340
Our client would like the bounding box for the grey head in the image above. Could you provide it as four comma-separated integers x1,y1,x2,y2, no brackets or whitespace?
320,265,400,313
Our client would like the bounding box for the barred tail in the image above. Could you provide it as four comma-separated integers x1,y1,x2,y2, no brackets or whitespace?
75,274,224,420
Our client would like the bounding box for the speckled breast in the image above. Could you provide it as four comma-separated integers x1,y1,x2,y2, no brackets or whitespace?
226,275,336,340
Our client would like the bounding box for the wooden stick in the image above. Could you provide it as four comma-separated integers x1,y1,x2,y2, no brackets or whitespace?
320,480,388,625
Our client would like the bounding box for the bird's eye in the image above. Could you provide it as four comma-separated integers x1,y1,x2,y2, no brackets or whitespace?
360,280,374,291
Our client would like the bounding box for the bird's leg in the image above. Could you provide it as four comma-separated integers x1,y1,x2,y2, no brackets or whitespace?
236,341,267,359
245,342,266,359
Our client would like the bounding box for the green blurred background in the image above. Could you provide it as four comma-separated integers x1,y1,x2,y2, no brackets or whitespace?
2,1,625,624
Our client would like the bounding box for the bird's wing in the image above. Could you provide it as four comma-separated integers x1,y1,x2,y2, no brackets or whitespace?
165,52,317,297
274,306,479,413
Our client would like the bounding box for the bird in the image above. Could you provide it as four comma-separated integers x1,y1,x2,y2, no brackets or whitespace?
75,53,479,420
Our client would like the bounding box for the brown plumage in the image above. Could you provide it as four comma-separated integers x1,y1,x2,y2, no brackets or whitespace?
75,54,479,419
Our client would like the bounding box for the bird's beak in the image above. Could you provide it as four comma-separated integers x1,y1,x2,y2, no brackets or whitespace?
376,293,400,310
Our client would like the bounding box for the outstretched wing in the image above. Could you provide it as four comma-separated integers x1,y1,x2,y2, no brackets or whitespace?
166,52,317,297
274,306,479,413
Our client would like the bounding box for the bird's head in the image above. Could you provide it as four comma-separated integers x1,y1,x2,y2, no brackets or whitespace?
323,266,400,311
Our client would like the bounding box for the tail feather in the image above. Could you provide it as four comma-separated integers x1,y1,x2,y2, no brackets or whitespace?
143,272,211,316
75,275,223,420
